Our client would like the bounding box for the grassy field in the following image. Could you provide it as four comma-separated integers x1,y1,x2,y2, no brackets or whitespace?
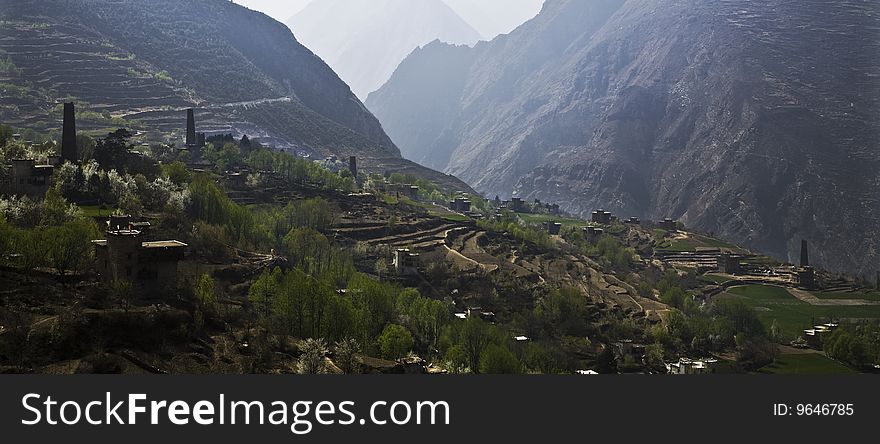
758,353,857,375
813,290,880,302
718,285,880,339
79,205,113,218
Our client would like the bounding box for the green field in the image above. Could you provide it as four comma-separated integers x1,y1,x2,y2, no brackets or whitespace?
718,285,880,339
813,291,880,302
79,205,113,218
759,353,857,375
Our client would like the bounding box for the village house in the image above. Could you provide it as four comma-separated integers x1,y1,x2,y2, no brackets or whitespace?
803,323,839,349
4,158,57,196
658,218,678,231
449,195,472,213
543,220,562,235
392,248,419,276
717,253,742,274
583,226,604,241
92,228,187,290
666,358,719,375
591,209,613,224
798,266,816,289
510,197,526,213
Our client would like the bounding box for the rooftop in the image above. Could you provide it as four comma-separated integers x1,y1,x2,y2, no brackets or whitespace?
142,240,188,249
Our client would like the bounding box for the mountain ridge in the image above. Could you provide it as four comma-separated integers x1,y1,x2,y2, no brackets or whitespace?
0,0,476,193
367,0,880,275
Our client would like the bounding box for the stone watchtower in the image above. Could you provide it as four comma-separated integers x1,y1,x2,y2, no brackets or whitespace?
349,155,358,179
185,109,197,148
61,102,78,163
105,229,143,281
800,239,809,267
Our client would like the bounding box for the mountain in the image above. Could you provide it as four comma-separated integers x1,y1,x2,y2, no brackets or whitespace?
442,0,545,39
366,0,880,275
0,0,474,192
287,0,482,100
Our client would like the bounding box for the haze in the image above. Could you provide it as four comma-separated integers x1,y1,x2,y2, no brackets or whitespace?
235,0,545,99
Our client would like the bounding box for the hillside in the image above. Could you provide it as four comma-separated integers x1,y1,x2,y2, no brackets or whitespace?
0,0,474,192
287,0,482,100
366,0,880,275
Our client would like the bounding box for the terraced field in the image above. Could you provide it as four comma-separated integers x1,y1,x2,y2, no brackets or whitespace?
0,0,404,160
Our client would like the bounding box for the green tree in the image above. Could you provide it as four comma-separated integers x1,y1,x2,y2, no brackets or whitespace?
378,324,414,359
196,273,217,311
162,161,191,186
479,344,521,374
461,317,492,373
46,219,96,278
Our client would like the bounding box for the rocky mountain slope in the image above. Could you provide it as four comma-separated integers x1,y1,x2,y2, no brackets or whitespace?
366,0,880,275
287,0,482,100
0,0,474,192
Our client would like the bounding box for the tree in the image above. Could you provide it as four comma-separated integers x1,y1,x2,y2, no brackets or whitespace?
479,344,521,374
16,227,47,274
461,317,492,373
195,273,217,311
162,161,191,186
297,338,328,374
249,268,279,319
334,337,361,374
443,345,469,374
41,187,78,227
46,219,96,279
374,258,388,278
378,324,413,359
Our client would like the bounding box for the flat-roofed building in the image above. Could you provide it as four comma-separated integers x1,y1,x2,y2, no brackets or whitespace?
92,229,186,289
5,159,55,196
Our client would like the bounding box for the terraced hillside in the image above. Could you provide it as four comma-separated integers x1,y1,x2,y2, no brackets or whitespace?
0,0,474,192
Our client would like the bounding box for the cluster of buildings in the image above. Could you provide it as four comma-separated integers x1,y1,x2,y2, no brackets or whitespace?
666,357,719,375
493,196,559,215
448,195,472,213
1,102,78,196
802,323,839,349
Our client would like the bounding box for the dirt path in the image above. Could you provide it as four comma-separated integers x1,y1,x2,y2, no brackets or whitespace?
787,287,880,306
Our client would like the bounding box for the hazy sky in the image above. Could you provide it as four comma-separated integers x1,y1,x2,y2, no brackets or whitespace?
233,0,545,38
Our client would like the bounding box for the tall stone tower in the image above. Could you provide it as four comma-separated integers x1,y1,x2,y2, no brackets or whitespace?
800,239,809,267
185,109,196,147
61,102,78,162
349,155,358,178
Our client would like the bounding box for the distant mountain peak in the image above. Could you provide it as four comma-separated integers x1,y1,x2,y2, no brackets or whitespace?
287,0,483,100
